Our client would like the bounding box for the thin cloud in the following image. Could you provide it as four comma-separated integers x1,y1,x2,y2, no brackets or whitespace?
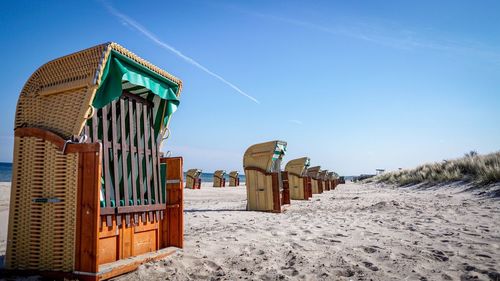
103,3,260,104
289,119,303,125
253,13,500,62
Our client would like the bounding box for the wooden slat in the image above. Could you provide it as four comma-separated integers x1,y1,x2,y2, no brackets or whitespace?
135,103,145,204
101,107,112,218
161,157,184,249
92,112,99,143
75,144,102,274
128,100,138,209
149,109,161,207
120,99,130,207
142,104,152,212
135,102,145,223
120,99,131,225
272,173,281,213
111,101,122,226
281,171,290,205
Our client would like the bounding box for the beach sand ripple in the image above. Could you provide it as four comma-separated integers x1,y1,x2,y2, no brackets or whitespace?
0,182,499,280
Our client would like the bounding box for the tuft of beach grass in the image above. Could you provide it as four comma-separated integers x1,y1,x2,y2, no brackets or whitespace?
366,151,500,186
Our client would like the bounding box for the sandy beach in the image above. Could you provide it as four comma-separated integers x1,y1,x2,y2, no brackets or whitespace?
1,182,499,280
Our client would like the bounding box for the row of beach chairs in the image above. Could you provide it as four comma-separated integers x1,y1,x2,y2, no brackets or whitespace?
243,140,341,212
186,140,342,213
185,170,240,188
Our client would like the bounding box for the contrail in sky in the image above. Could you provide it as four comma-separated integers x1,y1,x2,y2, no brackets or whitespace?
103,3,260,104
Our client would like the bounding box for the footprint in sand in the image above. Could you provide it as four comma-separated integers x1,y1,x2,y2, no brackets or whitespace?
430,250,449,262
362,261,379,271
362,246,378,254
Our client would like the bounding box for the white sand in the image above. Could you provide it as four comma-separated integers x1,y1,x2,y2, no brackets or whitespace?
1,182,499,280
0,182,10,255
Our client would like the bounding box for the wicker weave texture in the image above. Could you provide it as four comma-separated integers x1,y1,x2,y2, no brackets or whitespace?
285,157,309,176
15,45,107,138
243,141,280,172
228,171,239,186
213,170,225,187
185,169,201,189
14,42,183,139
6,136,78,271
319,170,328,180
307,166,321,179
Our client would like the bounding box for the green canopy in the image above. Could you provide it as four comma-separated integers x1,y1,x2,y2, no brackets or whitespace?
93,50,180,130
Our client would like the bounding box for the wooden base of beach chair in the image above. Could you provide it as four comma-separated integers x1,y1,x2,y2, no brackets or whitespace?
194,179,201,189
324,180,331,191
288,174,311,200
186,177,201,189
5,129,184,280
229,177,239,186
245,167,288,213
213,176,226,187
281,171,290,205
0,247,178,281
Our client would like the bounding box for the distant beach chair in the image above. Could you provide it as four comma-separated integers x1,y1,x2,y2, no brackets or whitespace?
328,172,337,190
307,166,323,194
186,169,202,189
4,43,184,280
228,171,240,186
285,157,312,200
213,170,226,187
243,140,289,212
320,170,330,191
339,176,346,184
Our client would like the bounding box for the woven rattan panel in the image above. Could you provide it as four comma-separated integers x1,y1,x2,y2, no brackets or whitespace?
6,137,78,271
15,45,106,138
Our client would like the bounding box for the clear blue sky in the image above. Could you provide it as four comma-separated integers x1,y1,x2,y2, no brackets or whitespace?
1,0,499,175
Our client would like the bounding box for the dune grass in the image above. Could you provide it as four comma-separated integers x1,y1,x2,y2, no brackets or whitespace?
366,151,500,186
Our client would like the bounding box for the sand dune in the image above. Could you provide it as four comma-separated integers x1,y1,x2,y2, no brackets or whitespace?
0,182,499,280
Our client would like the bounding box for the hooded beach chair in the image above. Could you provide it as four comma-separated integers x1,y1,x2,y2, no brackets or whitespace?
186,169,202,189
243,140,289,212
213,170,226,187
228,171,240,186
328,172,337,190
5,43,185,280
339,176,346,184
284,157,312,200
320,170,330,191
307,166,323,194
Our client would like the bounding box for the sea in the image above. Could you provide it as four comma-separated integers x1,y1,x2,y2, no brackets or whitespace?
0,162,12,182
0,162,245,183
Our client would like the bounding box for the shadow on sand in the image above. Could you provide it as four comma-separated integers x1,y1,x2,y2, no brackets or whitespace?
184,208,246,213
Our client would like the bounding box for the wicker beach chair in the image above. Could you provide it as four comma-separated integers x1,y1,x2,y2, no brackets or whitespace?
243,140,289,212
5,43,184,280
307,166,323,194
186,169,202,189
284,157,312,200
228,171,240,186
213,170,226,187
329,173,336,188
339,176,346,184
320,170,330,191
328,172,337,190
